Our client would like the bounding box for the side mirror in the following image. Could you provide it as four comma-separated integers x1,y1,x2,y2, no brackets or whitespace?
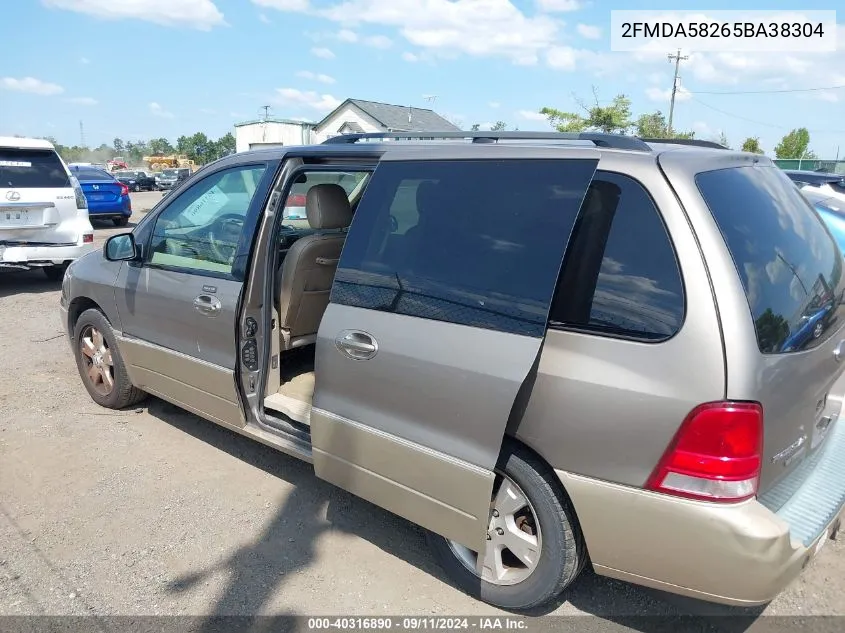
104,233,140,261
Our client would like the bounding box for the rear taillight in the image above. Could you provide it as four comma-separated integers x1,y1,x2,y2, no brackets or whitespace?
70,176,88,209
646,401,763,503
119,183,129,197
286,193,307,206
82,233,94,243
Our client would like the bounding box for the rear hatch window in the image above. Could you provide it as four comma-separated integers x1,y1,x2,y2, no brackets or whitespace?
697,165,845,354
0,148,70,188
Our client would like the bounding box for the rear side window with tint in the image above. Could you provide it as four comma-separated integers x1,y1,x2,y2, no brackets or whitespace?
697,165,845,354
0,148,70,188
333,159,597,337
74,168,112,181
549,171,685,341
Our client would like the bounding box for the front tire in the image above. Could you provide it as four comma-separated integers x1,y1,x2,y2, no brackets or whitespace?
113,216,129,227
72,308,146,409
427,442,586,611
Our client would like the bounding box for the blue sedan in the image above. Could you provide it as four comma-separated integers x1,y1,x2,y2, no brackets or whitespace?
70,165,132,226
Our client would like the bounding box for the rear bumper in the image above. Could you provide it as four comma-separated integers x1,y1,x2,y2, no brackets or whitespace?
0,241,95,268
87,197,132,218
557,428,845,606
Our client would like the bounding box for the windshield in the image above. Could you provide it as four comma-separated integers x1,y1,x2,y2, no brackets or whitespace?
162,170,178,177
0,148,70,188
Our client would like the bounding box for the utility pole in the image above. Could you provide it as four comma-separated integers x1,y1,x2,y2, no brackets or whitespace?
79,120,86,148
667,49,689,134
260,105,271,121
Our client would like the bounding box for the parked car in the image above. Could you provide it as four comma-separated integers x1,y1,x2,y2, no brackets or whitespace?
804,189,845,254
0,136,95,280
61,132,845,611
69,165,132,226
114,170,157,192
784,169,845,204
156,167,192,190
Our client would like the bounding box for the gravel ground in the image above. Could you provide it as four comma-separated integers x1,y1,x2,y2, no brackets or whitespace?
0,193,842,628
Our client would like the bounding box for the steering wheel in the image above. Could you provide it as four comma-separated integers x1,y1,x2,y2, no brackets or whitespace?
207,212,245,265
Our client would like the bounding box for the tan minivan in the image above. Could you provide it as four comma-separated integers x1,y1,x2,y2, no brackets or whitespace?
61,132,845,610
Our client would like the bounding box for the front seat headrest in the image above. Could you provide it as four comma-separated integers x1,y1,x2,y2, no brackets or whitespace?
306,183,353,230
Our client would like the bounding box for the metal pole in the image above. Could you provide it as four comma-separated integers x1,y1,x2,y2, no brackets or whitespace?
667,49,689,134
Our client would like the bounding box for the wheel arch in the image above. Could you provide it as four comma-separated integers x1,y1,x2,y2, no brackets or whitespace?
67,297,107,341
499,433,592,565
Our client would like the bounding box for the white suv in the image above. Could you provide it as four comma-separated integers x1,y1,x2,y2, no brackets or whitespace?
1,136,95,280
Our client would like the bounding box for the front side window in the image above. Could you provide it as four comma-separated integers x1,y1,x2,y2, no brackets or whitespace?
550,171,685,341
332,159,597,337
148,164,267,275
697,165,844,353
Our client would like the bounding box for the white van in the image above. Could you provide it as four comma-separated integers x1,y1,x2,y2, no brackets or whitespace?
1,136,95,279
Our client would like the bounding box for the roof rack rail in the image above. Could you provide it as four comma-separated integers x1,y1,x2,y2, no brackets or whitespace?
322,131,653,151
638,138,728,150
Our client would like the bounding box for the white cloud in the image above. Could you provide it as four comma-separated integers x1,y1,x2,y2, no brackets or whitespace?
252,0,309,10
518,110,547,122
576,23,601,39
365,34,393,49
337,29,358,42
259,13,271,23
489,101,501,109
1,77,64,96
273,88,341,112
149,102,175,118
66,96,98,105
79,57,90,65
402,52,419,62
266,0,562,66
296,70,336,84
646,85,692,103
536,0,581,11
311,47,335,59
546,46,578,70
814,90,840,103
43,0,226,30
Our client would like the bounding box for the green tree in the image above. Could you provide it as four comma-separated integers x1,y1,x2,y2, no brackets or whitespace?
774,128,816,159
148,137,175,155
718,132,731,149
113,137,124,153
470,123,480,131
491,121,507,131
215,132,235,157
634,111,694,139
541,90,632,134
741,137,764,154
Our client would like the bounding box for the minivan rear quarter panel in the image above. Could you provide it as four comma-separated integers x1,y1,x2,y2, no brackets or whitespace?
660,150,845,495
515,150,727,488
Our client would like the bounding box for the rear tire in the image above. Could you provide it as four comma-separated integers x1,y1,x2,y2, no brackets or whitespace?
427,442,586,611
43,264,67,282
113,216,129,227
133,183,140,192
72,308,146,409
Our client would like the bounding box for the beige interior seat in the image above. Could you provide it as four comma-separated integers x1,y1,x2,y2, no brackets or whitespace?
277,183,352,350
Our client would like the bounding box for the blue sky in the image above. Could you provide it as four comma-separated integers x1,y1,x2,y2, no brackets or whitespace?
1,0,843,157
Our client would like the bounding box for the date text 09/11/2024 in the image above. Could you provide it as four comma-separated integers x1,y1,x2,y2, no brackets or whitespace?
307,617,528,630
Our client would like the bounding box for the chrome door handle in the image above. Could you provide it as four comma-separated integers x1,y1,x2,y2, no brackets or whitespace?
335,330,378,360
194,294,222,315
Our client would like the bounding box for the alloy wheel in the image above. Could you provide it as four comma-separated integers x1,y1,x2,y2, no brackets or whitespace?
79,325,114,396
447,472,542,586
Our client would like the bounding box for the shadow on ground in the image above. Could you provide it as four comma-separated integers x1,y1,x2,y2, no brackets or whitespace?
147,398,764,632
0,269,62,299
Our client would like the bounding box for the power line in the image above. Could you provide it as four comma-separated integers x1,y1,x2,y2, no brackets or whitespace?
689,96,845,134
691,83,845,95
